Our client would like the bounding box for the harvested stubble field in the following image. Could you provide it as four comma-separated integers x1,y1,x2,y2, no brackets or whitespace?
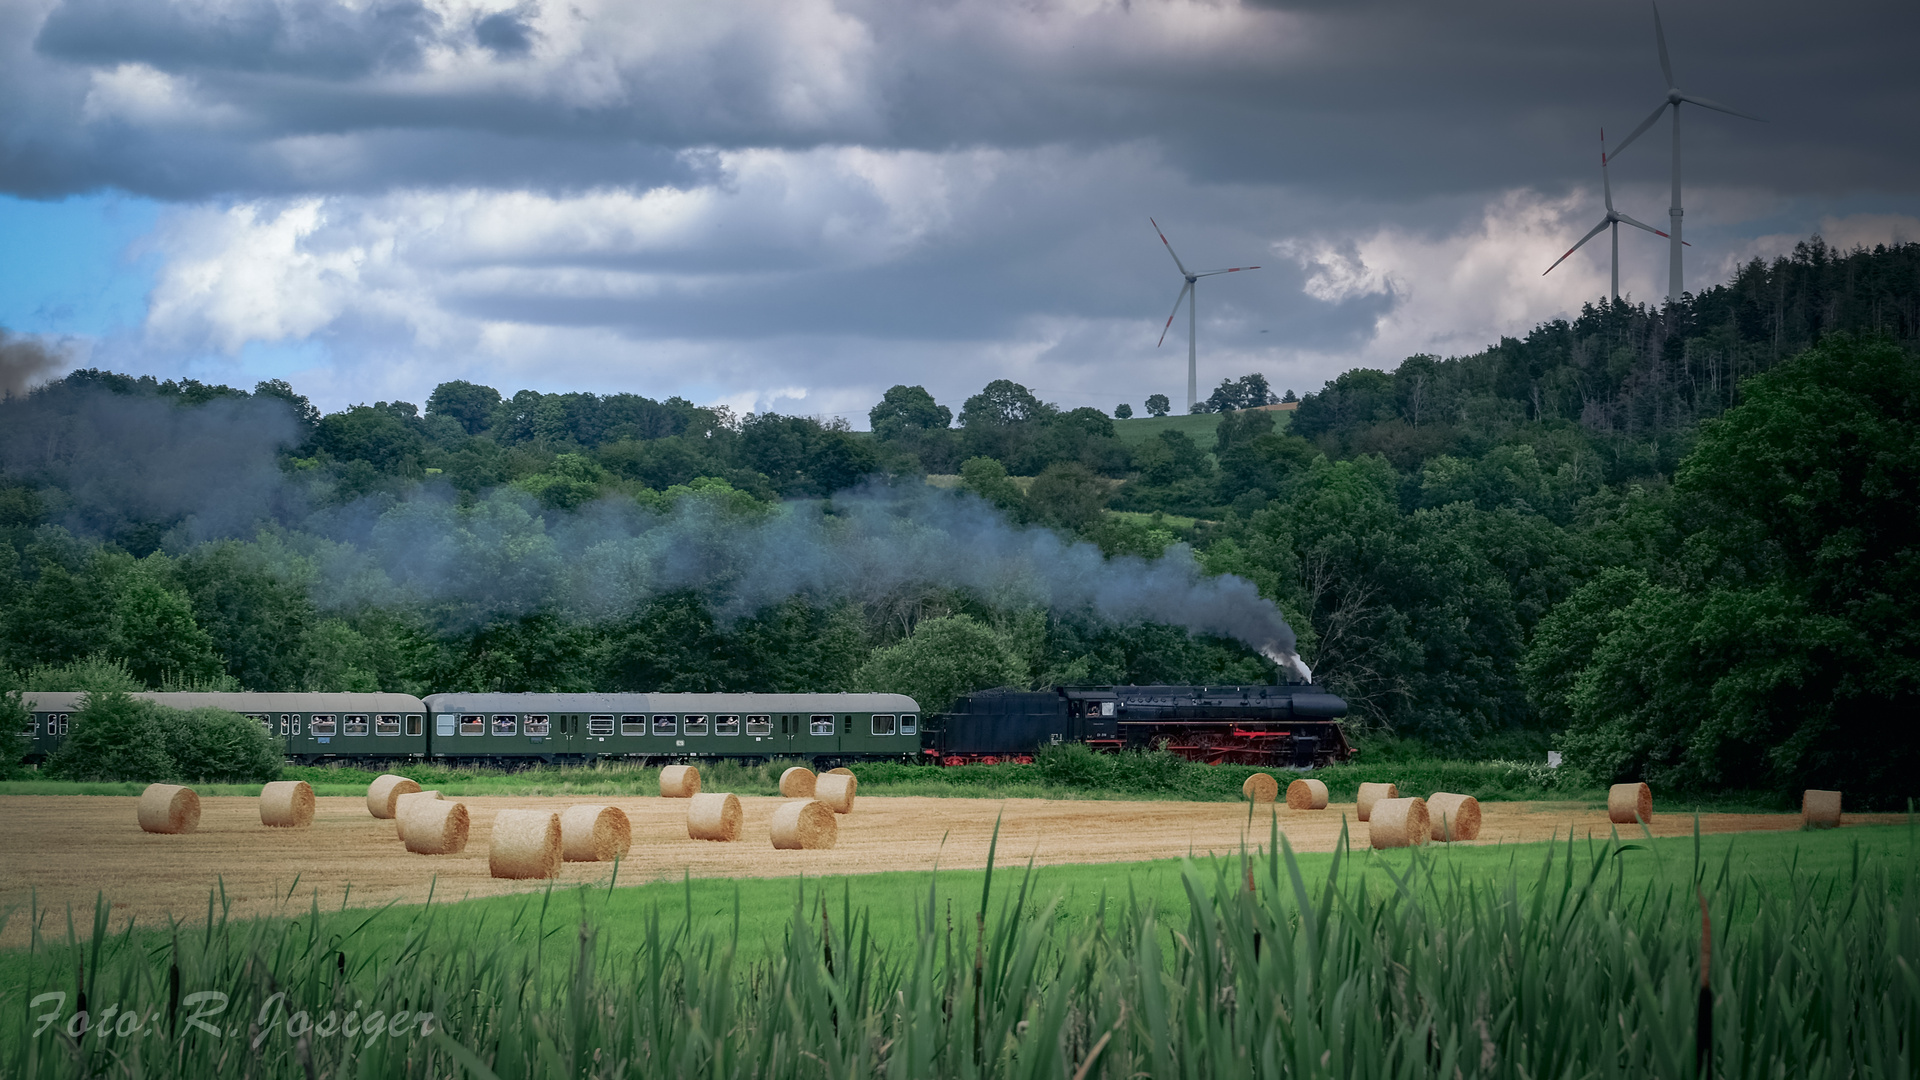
0,793,1899,945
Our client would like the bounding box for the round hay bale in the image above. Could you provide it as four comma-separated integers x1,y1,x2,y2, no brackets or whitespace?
659,764,701,799
1241,773,1279,803
1426,792,1481,841
137,784,200,835
1607,782,1652,825
779,767,817,798
1802,789,1842,829
827,767,854,776
1355,782,1399,822
367,774,421,819
814,771,858,814
489,809,561,879
687,793,744,842
560,804,631,861
399,797,468,855
770,800,837,850
259,780,315,828
392,790,443,839
1368,797,1430,849
1285,777,1329,810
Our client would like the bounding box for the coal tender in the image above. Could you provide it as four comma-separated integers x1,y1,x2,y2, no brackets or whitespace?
925,682,1353,768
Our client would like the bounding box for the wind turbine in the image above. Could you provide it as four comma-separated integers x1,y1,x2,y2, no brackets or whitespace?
1606,1,1761,303
1151,219,1260,413
1543,129,1682,301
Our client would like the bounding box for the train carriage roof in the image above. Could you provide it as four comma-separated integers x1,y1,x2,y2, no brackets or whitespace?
422,692,921,713
22,691,428,713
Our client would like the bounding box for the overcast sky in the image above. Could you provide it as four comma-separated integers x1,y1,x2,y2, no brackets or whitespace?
3,0,1917,421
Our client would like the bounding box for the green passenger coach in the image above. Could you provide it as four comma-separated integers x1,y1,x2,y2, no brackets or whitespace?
18,691,430,764
420,692,921,766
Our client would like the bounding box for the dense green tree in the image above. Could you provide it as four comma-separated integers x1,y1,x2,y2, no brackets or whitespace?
175,543,316,691
1024,462,1109,533
1114,403,1133,419
1,557,113,669
44,692,175,781
738,414,879,496
515,452,609,510
426,380,503,435
0,684,27,775
1034,408,1129,475
852,614,1027,712
959,380,1057,468
19,655,143,692
1131,430,1212,487
105,557,225,687
252,378,321,440
869,385,952,438
958,457,1025,516
1144,394,1171,417
160,706,282,783
1545,336,1920,801
302,618,382,691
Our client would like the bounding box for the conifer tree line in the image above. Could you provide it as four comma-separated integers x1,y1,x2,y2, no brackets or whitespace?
1,237,1915,803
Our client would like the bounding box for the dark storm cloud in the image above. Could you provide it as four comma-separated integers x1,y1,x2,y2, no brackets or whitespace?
6,0,1917,202
35,0,441,79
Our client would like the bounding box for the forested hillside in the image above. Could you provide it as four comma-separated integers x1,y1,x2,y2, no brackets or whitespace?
2,236,1915,801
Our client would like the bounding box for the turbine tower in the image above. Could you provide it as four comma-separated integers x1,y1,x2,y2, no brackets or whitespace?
1543,129,1681,301
1607,1,1761,304
1151,219,1260,413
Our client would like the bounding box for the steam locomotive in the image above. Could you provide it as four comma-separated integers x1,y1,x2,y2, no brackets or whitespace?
19,681,1351,769
925,682,1354,768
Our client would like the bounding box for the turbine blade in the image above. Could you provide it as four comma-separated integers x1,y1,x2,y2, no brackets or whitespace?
1194,266,1261,277
1615,213,1670,238
1600,128,1614,212
1679,93,1763,122
1608,101,1669,160
1544,218,1611,276
1653,1,1674,88
1157,281,1192,347
1150,218,1191,276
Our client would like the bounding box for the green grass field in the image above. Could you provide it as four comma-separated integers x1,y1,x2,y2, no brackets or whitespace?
4,822,1912,1078
1111,410,1226,450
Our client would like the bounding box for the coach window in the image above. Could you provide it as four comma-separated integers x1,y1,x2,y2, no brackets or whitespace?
375,714,402,736
280,714,291,735
525,714,550,736
292,715,303,735
588,715,614,737
810,714,835,736
459,714,485,736
871,713,895,736
683,714,709,736
900,714,917,735
344,714,370,736
492,714,518,736
21,714,36,736
311,714,337,736
716,714,740,736
746,714,771,736
652,714,677,736
406,714,423,736
621,714,646,736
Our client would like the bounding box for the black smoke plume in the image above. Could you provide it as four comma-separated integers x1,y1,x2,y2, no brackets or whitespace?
0,330,67,399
